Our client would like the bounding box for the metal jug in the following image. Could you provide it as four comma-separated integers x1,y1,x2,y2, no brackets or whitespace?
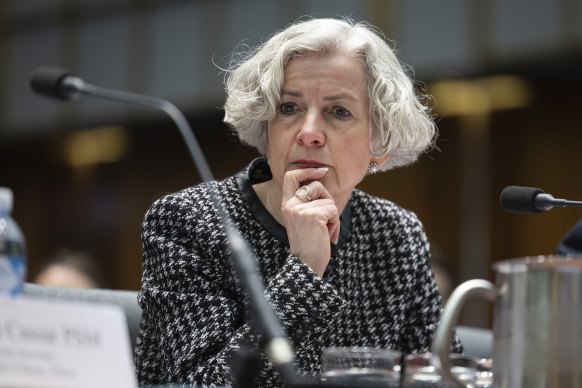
432,256,582,388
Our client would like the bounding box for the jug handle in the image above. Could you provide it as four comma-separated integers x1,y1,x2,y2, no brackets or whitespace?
431,279,498,387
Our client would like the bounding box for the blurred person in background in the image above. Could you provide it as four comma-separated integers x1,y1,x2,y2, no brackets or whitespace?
557,219,582,256
34,248,104,289
135,17,461,387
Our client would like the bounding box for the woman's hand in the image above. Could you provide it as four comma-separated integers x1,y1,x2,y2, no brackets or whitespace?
281,167,340,277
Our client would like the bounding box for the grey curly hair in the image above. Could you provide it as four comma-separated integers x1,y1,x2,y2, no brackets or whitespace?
223,17,436,171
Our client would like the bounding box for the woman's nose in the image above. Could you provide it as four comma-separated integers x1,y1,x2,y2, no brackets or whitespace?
296,113,325,147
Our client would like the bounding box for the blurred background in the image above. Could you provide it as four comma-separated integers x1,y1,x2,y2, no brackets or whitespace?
2,0,582,327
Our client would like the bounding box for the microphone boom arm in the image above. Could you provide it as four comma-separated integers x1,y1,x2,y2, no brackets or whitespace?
62,77,215,183
535,193,582,212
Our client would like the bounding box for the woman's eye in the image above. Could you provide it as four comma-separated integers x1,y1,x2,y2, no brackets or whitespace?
333,106,351,118
279,103,296,114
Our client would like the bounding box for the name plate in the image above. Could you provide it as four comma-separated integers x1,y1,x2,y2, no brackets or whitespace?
0,297,138,388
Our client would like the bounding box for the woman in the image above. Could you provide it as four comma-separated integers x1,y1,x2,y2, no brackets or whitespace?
136,17,461,387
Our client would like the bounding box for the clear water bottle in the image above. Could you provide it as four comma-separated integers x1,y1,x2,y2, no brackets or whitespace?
0,187,27,297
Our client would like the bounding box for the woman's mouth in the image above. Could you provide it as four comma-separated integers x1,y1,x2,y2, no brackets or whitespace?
292,160,328,169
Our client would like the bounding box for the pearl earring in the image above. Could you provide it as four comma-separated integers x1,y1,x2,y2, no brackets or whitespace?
368,161,380,174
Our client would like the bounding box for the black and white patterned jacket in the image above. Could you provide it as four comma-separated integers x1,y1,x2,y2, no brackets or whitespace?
135,158,460,387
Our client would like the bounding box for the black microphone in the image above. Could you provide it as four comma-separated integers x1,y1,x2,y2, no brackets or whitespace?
31,66,299,385
500,186,582,214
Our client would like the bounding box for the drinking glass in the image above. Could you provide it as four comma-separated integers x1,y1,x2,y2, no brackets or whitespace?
474,358,493,388
403,353,477,387
321,347,402,387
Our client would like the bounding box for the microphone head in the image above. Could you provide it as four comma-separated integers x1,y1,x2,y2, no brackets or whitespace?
30,66,80,100
500,186,546,214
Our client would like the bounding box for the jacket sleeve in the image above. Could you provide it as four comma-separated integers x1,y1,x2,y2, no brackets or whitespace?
136,191,345,387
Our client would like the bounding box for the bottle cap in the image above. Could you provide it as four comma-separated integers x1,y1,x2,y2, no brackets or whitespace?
0,187,14,213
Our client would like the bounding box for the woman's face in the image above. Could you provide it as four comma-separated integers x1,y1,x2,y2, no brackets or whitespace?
265,52,381,207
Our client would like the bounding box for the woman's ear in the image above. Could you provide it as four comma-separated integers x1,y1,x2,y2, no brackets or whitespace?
368,155,390,174
375,154,390,169
368,155,390,173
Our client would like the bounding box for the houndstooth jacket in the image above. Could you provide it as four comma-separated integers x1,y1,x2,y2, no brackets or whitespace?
135,158,460,387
